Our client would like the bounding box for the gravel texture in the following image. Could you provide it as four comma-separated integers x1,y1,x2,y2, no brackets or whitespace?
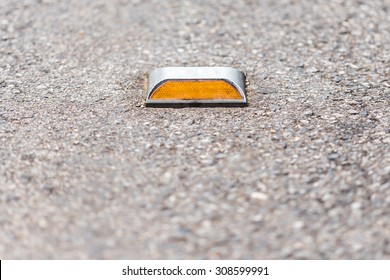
0,0,389,259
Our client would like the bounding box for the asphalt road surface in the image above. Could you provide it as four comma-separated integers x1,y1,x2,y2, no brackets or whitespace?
0,0,389,259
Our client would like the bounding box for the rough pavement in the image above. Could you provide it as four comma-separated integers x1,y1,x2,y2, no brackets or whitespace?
0,0,389,259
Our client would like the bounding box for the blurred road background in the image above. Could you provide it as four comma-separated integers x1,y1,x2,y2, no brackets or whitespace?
0,0,389,259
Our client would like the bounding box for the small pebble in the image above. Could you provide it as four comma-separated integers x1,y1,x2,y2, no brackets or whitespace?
333,76,342,83
250,192,269,201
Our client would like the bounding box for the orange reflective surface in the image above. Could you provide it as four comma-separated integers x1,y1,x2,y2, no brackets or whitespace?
151,80,242,100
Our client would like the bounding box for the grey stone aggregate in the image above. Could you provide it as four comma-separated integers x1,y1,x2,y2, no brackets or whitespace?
0,0,389,259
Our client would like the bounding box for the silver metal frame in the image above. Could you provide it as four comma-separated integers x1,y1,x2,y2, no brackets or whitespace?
146,67,247,106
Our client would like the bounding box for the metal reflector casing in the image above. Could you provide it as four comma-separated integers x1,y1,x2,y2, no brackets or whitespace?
146,67,247,106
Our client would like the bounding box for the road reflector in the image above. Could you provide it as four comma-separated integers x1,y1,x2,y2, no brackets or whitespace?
146,67,247,106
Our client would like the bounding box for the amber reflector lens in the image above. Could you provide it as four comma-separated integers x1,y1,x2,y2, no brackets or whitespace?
150,80,242,100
